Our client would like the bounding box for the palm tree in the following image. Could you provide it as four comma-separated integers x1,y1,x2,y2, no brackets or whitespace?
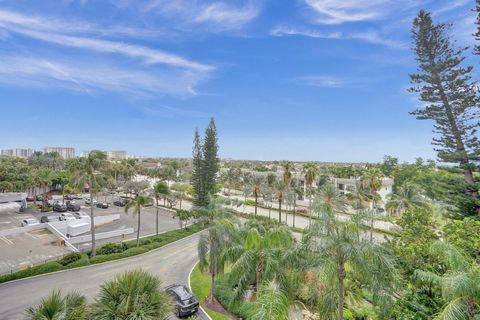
26,290,88,320
281,161,294,186
361,168,384,242
304,207,398,320
303,162,320,226
198,198,236,304
252,281,289,320
415,241,480,320
153,181,169,235
92,269,171,320
70,151,109,256
262,185,274,219
274,180,286,224
125,193,151,247
249,174,265,217
222,224,294,300
314,183,347,216
386,183,427,215
346,180,370,210
37,168,53,207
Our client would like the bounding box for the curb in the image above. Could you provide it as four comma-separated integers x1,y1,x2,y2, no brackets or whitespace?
0,229,205,287
188,261,213,320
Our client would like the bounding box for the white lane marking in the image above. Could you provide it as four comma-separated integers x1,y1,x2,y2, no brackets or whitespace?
0,236,13,245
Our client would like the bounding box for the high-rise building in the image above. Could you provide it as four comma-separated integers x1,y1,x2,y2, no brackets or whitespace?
0,148,35,158
44,147,75,159
106,151,128,159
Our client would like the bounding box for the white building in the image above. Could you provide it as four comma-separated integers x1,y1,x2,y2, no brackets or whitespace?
332,177,393,209
44,147,75,159
107,150,128,159
0,148,34,158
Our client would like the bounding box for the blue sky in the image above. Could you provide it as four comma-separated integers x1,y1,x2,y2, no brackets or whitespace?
0,0,477,162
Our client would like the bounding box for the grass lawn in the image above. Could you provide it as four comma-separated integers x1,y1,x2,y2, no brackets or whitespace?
190,263,230,320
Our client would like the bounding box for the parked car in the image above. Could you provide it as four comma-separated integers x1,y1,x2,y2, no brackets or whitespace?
96,202,109,209
26,196,35,202
113,200,126,207
66,201,81,212
64,195,75,201
73,211,89,219
36,195,43,201
40,215,62,223
85,198,98,205
165,284,199,317
73,195,83,200
21,218,40,227
60,212,76,221
53,202,67,212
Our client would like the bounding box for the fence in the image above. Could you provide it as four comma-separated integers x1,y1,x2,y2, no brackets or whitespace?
68,228,134,244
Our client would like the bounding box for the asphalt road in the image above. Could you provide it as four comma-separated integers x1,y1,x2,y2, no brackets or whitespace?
0,231,203,320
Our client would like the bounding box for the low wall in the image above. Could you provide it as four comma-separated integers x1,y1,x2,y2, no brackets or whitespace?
68,228,134,244
0,223,45,237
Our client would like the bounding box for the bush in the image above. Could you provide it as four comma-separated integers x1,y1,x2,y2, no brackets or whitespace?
244,199,256,206
96,242,125,255
58,252,82,266
122,246,149,257
67,254,90,268
0,261,64,283
444,217,480,261
41,207,53,213
89,253,124,264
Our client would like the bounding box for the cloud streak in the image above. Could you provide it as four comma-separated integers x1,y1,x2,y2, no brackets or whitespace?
304,0,392,24
0,56,204,96
270,26,406,49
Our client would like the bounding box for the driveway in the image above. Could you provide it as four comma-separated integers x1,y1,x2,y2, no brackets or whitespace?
0,231,204,319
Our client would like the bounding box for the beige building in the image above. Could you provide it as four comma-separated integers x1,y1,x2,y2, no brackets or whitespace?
44,147,75,159
0,148,34,158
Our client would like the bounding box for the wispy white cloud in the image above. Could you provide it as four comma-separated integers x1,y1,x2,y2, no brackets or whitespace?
0,56,204,96
298,75,345,88
0,9,163,38
270,26,406,49
144,0,259,32
432,0,471,16
304,0,392,24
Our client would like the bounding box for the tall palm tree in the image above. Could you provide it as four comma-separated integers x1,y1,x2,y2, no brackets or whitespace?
37,168,53,207
303,162,320,226
222,224,294,300
70,151,109,256
92,270,171,320
281,161,294,186
346,180,370,211
314,183,347,216
361,168,384,242
198,198,236,304
153,181,169,235
249,174,265,217
26,290,88,320
125,193,151,247
274,180,286,224
415,241,480,320
261,185,274,219
304,207,398,320
386,183,427,215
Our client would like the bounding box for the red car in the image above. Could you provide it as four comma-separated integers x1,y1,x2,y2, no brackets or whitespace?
26,196,35,202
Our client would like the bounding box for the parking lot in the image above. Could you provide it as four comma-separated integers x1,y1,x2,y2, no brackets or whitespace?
29,194,187,250
0,206,73,275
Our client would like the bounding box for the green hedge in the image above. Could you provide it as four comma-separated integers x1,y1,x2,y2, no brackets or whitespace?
0,222,206,284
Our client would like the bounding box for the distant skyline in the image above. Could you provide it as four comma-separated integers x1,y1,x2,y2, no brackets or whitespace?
0,0,477,163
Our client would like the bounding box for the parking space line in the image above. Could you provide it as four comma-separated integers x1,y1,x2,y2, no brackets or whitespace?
0,236,13,245
25,232,38,240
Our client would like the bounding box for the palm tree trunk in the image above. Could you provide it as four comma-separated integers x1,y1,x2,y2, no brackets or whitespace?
254,192,258,217
136,208,141,247
278,200,282,223
337,262,345,320
156,197,159,235
308,192,312,227
293,199,296,228
90,189,96,256
268,205,271,219
370,200,375,242
255,260,263,291
210,272,216,303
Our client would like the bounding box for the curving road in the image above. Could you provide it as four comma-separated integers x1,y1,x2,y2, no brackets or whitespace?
0,232,204,319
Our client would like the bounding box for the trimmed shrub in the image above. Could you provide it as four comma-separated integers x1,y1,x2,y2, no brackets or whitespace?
58,252,82,266
97,242,125,255
0,261,64,283
67,254,90,268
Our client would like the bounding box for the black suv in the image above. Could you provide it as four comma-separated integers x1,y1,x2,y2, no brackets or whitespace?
66,201,81,212
113,200,126,207
165,284,199,317
53,202,67,212
96,202,109,209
